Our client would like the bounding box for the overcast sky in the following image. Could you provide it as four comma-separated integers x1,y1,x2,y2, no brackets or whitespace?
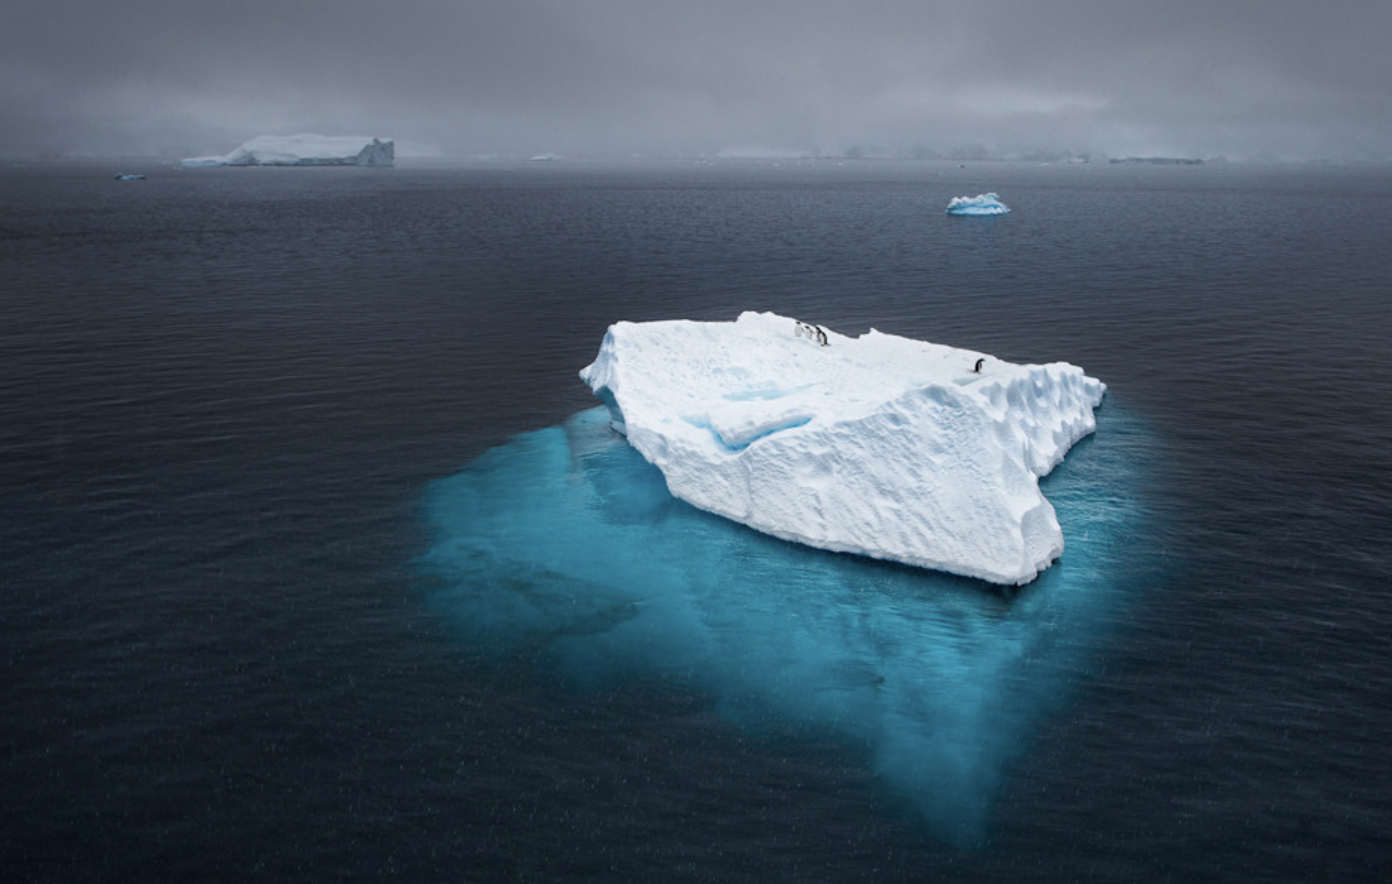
3,0,1389,160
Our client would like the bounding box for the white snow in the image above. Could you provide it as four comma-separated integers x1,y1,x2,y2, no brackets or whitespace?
579,312,1106,585
180,134,394,167
946,192,1010,215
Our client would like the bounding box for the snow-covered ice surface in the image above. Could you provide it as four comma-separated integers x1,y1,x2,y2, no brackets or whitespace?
947,192,1011,215
579,312,1105,585
180,134,394,167
419,400,1156,845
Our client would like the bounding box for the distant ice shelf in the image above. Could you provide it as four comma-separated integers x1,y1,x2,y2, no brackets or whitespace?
946,192,1010,215
1108,156,1205,165
180,134,394,168
579,312,1106,585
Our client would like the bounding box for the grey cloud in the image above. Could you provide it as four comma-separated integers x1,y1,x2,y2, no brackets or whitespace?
2,0,1389,160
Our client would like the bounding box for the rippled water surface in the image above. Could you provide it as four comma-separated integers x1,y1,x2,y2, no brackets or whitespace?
3,159,1390,881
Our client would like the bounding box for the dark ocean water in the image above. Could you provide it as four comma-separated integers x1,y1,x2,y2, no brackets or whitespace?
2,158,1390,881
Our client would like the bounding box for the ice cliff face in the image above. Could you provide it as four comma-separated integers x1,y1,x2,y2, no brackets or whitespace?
180,135,394,167
579,312,1106,585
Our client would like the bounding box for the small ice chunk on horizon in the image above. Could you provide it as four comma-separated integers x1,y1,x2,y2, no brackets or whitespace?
947,192,1011,215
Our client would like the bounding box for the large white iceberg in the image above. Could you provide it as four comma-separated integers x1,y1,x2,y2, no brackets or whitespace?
579,312,1106,585
946,192,1010,215
180,134,394,168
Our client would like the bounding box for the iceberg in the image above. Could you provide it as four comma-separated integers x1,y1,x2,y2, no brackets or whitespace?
579,312,1105,585
946,192,1010,215
179,134,394,168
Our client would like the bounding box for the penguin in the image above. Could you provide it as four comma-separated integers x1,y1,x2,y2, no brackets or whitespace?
972,357,985,373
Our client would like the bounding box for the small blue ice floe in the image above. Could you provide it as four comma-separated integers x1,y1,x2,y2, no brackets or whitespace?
114,173,146,181
946,192,1009,215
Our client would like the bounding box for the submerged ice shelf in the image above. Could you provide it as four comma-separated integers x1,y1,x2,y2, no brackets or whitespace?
580,312,1106,585
419,402,1155,844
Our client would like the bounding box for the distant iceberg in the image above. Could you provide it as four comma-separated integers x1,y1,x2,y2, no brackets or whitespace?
180,134,394,168
946,192,1010,215
579,312,1105,585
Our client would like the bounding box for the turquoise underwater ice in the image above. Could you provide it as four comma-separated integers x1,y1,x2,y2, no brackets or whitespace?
419,404,1155,845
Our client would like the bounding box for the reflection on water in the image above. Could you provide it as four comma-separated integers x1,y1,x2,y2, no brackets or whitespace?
420,404,1157,845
